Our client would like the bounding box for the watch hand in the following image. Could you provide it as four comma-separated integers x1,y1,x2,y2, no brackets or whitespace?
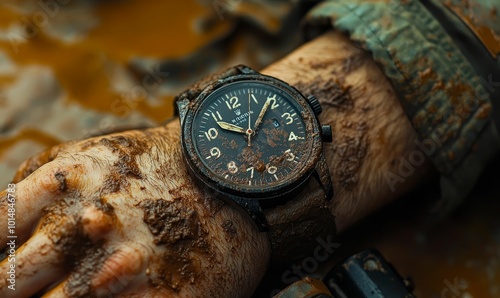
217,121,246,134
247,93,252,147
253,98,271,132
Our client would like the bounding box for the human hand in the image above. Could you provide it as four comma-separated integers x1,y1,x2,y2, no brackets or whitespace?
0,122,269,298
0,31,434,298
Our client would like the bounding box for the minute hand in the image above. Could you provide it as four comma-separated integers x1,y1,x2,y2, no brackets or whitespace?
253,99,271,132
216,121,246,134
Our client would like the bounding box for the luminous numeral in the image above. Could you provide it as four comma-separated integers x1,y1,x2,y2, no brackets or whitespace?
211,111,222,122
284,149,295,162
204,128,218,140
282,113,295,125
225,96,241,110
228,161,238,174
206,147,221,159
288,131,304,141
268,94,280,110
246,167,254,178
267,165,278,180
267,165,277,175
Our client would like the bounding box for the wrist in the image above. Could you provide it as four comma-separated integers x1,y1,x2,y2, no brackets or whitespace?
158,121,271,296
263,31,435,231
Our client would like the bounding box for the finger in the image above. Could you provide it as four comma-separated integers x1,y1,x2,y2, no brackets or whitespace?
12,142,73,183
0,220,76,298
44,244,146,298
0,162,84,250
81,205,115,241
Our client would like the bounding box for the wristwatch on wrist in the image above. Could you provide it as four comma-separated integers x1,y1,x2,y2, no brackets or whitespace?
175,65,336,263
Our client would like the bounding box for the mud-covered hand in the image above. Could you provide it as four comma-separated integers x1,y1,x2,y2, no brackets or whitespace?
0,121,270,298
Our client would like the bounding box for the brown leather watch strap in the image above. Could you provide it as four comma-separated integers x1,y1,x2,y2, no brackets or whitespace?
264,159,337,265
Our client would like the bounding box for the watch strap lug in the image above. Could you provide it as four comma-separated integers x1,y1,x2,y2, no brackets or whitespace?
176,98,190,124
313,152,334,201
236,65,259,75
174,64,257,106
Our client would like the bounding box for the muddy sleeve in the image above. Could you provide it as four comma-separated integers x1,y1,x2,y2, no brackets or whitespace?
303,0,500,213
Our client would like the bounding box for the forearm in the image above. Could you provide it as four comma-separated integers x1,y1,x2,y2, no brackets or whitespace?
262,31,435,231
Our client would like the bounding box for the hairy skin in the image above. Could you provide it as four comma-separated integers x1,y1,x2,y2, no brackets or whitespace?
0,32,433,297
262,32,435,231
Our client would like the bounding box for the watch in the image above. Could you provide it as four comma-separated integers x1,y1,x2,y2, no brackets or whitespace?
175,65,336,263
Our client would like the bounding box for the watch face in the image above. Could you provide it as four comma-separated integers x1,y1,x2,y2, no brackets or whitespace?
188,79,317,196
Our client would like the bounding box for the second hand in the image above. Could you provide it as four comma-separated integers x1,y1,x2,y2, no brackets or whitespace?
247,93,252,147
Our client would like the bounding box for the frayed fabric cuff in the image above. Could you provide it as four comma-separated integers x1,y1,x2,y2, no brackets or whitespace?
304,0,500,213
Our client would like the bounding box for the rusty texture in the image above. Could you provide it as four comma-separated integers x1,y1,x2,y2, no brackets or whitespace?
177,65,323,200
306,0,494,175
443,0,500,58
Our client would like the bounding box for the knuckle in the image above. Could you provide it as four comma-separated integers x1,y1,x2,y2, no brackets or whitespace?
37,161,85,193
82,206,115,239
13,143,68,182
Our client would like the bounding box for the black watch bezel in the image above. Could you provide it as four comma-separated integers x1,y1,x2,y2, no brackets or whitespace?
179,73,323,201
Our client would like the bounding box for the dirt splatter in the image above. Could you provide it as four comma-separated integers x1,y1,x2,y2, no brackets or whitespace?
153,253,200,292
101,172,128,195
99,136,147,179
138,198,211,292
34,196,117,297
222,219,237,240
39,197,114,248
138,199,207,246
203,196,226,216
334,121,369,191
341,53,366,74
296,77,353,111
97,135,151,195
308,59,335,70
238,146,264,171
54,171,68,192
64,245,111,298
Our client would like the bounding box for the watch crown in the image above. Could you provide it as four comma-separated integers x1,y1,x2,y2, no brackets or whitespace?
321,124,333,142
306,95,322,116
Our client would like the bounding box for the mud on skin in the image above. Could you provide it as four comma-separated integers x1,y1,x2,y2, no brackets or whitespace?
295,77,368,191
79,134,151,196
138,198,212,292
35,196,117,297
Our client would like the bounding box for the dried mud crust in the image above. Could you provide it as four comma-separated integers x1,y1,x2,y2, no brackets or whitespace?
37,197,118,297
221,219,237,241
137,198,213,293
295,77,369,191
95,135,150,195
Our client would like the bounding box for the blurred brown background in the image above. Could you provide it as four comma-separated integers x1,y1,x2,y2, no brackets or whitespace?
0,1,498,297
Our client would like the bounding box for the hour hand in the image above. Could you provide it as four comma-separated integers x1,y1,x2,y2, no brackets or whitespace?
217,121,246,134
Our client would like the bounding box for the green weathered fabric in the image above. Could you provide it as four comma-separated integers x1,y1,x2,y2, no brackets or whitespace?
305,0,500,213
423,0,500,132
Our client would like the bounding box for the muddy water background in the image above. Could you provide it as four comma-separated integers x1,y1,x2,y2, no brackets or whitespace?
0,1,498,297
